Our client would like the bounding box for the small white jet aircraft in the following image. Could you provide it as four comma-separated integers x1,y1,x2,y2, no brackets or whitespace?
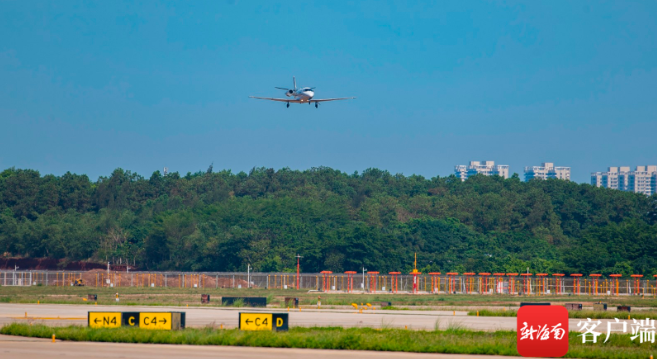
250,77,355,108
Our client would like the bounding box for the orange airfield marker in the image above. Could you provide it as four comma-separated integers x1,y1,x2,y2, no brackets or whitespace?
493,273,505,294
631,274,643,296
344,271,357,293
428,272,441,293
320,271,332,292
570,274,583,295
446,272,458,293
367,271,379,293
506,273,518,294
388,272,401,293
520,273,532,295
610,274,622,296
552,274,564,295
589,274,602,295
535,273,547,295
478,273,491,295
463,273,475,294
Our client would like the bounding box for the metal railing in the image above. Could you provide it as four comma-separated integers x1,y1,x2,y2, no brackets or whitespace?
0,270,655,296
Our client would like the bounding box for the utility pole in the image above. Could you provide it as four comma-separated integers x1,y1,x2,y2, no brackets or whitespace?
295,254,302,290
362,267,367,292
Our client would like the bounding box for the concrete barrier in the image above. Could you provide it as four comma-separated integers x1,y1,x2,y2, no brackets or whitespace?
593,303,607,311
520,302,550,307
565,303,582,311
222,297,267,307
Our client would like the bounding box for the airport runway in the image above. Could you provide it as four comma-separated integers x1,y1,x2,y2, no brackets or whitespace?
0,334,542,359
0,303,509,330
0,303,621,331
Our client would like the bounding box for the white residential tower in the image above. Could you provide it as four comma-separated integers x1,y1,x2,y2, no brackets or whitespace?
455,161,509,181
591,166,657,196
524,162,571,182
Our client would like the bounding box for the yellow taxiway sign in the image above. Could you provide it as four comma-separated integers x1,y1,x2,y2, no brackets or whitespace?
88,312,121,328
139,312,172,330
239,313,288,331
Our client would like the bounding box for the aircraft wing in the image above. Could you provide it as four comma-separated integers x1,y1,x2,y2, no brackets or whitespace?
249,96,302,103
311,97,356,103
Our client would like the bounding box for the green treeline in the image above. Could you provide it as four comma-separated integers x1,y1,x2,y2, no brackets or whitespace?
0,166,656,275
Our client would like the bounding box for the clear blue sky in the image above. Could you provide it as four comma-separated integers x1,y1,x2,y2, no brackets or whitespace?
1,1,656,183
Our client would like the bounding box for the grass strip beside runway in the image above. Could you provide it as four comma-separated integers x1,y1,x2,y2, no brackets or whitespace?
469,309,657,320
4,286,657,308
1,323,655,358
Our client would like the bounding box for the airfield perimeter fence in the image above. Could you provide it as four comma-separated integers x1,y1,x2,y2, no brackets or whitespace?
2,270,657,296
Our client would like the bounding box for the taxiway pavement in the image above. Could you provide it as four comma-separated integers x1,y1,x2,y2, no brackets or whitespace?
0,303,619,331
0,334,543,359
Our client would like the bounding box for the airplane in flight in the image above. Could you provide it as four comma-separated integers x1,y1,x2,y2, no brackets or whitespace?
250,77,355,108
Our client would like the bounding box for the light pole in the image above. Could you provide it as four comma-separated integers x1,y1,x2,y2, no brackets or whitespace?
410,253,421,294
247,263,251,289
295,255,302,289
107,261,111,287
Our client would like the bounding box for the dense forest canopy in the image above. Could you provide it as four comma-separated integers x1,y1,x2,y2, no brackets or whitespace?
0,166,656,275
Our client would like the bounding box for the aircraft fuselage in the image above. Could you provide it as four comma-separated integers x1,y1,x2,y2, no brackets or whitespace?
290,88,315,102
249,77,354,108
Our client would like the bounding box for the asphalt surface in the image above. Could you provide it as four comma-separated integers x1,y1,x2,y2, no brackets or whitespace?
0,303,626,331
0,303,611,358
0,303,508,330
0,334,543,359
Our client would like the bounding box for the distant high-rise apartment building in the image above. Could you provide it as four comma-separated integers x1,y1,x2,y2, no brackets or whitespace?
454,161,509,181
524,162,571,182
591,166,629,190
591,165,657,195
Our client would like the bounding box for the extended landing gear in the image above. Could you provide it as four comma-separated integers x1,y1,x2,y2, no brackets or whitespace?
315,102,318,108
286,102,289,108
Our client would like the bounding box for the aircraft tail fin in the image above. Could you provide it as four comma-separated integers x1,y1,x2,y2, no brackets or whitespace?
293,76,296,90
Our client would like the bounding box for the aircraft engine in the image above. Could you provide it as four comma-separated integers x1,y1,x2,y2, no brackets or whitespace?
286,90,294,97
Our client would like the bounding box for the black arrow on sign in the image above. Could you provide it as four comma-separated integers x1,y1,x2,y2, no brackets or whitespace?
159,318,167,324
94,318,100,324
245,319,253,325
